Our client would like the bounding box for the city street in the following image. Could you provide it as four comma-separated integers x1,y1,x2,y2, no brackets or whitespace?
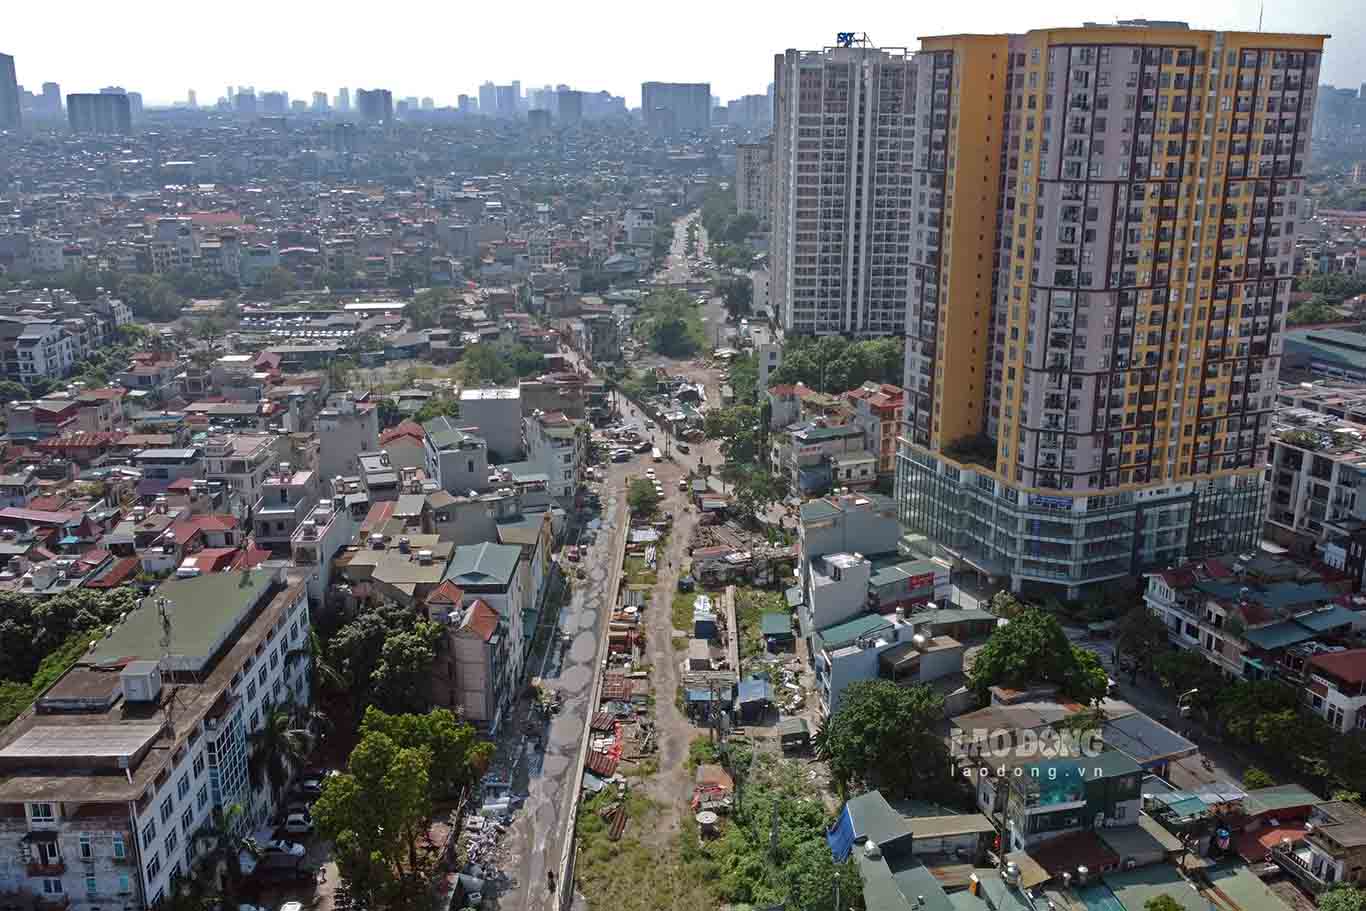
495,460,632,911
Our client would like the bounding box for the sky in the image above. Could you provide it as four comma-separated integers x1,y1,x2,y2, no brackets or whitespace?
5,0,1363,108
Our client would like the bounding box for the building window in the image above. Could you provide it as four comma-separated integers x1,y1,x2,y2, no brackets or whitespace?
86,875,98,895
41,879,63,896
142,821,156,848
164,829,178,856
182,808,194,836
118,874,131,894
197,784,209,810
113,836,127,860
29,802,55,822
160,795,174,823
146,852,161,881
178,775,191,800
79,833,93,860
193,754,205,778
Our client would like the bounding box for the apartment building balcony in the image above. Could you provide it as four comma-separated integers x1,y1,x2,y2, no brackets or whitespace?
27,862,66,876
1270,841,1331,894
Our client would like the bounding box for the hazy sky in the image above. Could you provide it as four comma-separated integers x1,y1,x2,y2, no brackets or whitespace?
5,0,1363,108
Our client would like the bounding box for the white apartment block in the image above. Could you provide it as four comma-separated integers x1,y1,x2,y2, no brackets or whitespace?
0,573,310,911
771,44,916,337
735,140,772,225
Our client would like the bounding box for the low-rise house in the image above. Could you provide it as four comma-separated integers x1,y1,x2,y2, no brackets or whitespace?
253,468,319,553
1274,799,1366,889
291,500,360,605
131,448,203,498
0,468,37,509
523,410,584,499
427,586,516,733
335,530,454,609
422,418,489,495
203,433,280,516
1304,648,1366,732
357,451,401,502
810,608,965,716
379,421,427,473
443,542,528,687
317,395,379,492
459,387,523,460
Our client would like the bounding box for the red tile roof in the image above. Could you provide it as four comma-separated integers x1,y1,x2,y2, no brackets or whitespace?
427,580,465,606
231,546,272,570
1311,649,1366,685
83,555,139,589
461,599,500,642
1023,830,1119,877
361,501,396,534
380,421,426,445
35,432,125,450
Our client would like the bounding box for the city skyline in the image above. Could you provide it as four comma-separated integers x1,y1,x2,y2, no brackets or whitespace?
3,0,1363,109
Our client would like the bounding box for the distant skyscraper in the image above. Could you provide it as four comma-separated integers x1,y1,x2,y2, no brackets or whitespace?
67,92,131,133
770,45,911,337
187,89,198,109
735,139,771,224
458,95,475,115
40,82,61,119
556,89,583,126
0,53,18,130
261,91,288,115
511,80,522,111
421,97,434,111
234,89,257,116
127,92,143,120
478,82,496,115
640,82,710,133
495,84,518,117
356,88,393,123
312,92,327,112
336,87,350,112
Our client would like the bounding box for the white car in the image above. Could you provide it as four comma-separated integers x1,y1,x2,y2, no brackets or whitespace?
280,903,303,911
263,840,306,858
645,469,656,479
283,813,313,835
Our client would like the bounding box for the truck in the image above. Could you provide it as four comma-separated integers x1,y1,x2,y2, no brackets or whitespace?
652,447,663,463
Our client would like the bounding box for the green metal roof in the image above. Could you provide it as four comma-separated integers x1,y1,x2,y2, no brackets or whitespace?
1103,865,1209,911
423,416,483,451
760,612,792,636
1295,604,1359,632
813,613,895,653
1242,783,1324,817
88,571,278,669
1243,620,1316,650
444,541,522,588
798,499,841,523
1203,863,1295,911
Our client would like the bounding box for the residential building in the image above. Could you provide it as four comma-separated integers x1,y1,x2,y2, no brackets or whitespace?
0,53,18,130
355,89,393,123
132,448,204,493
770,419,873,494
422,417,490,495
1276,800,1366,887
202,434,279,516
335,528,453,609
0,468,37,509
811,605,965,716
798,491,903,576
843,383,906,476
770,43,915,337
1304,649,1366,733
253,467,319,553
0,571,309,910
640,82,710,133
292,499,361,605
896,24,1326,596
523,410,584,499
443,542,528,687
735,140,771,224
459,387,523,460
357,452,401,502
379,422,427,474
1144,550,1358,680
556,89,582,125
316,396,379,492
66,93,131,133
1264,410,1366,564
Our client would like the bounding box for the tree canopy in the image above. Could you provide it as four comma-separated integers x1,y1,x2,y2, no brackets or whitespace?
968,608,1108,705
325,602,444,720
815,680,949,797
1144,896,1186,911
767,335,904,393
312,728,434,910
357,706,491,801
628,478,661,515
457,342,546,386
1321,886,1366,911
1115,607,1170,672
703,405,763,464
634,289,705,357
715,276,753,319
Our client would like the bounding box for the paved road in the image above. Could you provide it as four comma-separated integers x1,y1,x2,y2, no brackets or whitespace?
497,463,632,911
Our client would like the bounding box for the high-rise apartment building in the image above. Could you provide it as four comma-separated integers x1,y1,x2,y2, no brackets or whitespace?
356,88,393,124
67,92,132,134
495,84,518,118
1,53,21,130
736,139,772,225
894,22,1326,595
557,89,583,126
770,44,916,337
479,81,496,115
261,91,288,115
312,91,328,112
336,87,350,112
641,82,711,133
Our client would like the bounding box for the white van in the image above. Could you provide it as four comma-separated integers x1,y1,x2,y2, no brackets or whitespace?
652,447,663,463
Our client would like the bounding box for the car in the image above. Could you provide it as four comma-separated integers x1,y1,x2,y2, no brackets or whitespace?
283,813,313,835
298,779,324,797
634,440,652,453
678,478,688,491
1106,677,1120,696
281,902,304,911
645,468,656,479
676,443,690,454
263,840,306,858
611,449,631,463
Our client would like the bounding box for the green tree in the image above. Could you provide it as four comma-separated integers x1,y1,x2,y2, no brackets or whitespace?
988,591,1029,619
784,842,862,911
723,213,759,244
1243,767,1276,789
1144,896,1186,911
191,802,254,899
968,608,1108,705
703,404,762,464
248,704,311,800
0,381,30,404
814,680,948,797
326,602,440,720
729,466,790,520
259,267,299,300
411,398,461,424
628,478,661,515
1320,886,1366,911
194,315,227,348
1288,298,1345,325
1115,606,1170,672
313,730,434,910
716,276,753,319
634,289,704,357
407,288,455,329
357,706,493,800
377,399,404,430
371,622,443,715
